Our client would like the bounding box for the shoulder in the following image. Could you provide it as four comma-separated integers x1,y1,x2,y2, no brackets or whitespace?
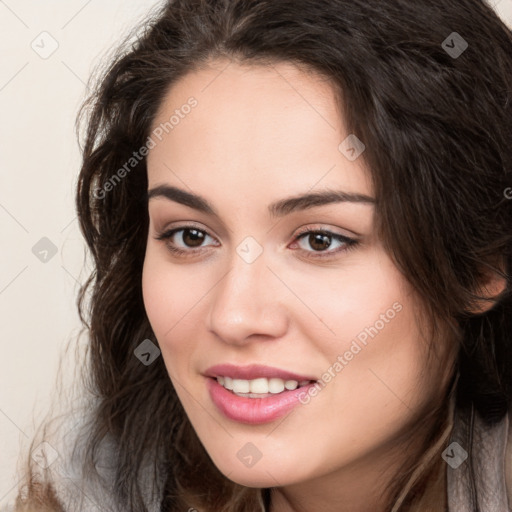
7,399,120,512
447,403,510,511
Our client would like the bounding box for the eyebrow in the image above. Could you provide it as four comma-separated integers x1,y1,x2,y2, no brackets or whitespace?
147,185,375,218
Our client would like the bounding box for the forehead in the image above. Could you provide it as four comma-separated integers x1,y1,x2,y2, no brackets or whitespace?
147,59,373,199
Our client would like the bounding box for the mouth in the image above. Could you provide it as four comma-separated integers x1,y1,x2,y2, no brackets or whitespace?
203,364,320,424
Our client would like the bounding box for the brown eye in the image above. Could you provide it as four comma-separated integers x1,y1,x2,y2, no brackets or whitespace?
307,232,332,251
180,228,206,248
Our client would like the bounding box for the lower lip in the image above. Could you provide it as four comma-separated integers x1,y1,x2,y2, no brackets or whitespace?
206,377,317,425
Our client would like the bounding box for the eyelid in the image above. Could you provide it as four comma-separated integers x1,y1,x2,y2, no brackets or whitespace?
156,222,357,242
293,223,359,239
155,220,215,239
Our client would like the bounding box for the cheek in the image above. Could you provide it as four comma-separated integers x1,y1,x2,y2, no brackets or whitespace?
288,246,415,353
299,249,433,410
142,247,206,335
141,246,216,380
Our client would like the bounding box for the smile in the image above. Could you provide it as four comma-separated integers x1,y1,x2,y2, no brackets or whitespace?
203,364,320,424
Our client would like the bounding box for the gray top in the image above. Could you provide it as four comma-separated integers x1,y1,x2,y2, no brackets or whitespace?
3,400,511,511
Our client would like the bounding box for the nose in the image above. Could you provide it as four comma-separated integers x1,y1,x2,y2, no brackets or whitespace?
206,248,289,346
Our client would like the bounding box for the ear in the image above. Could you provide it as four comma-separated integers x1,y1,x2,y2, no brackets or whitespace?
466,258,508,315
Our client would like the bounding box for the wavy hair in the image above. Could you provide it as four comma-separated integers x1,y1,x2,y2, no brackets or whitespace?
14,0,512,511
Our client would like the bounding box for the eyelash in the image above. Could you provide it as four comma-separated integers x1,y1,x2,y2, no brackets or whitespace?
154,224,359,260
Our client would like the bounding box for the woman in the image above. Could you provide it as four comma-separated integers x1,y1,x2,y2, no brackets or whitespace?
12,0,512,511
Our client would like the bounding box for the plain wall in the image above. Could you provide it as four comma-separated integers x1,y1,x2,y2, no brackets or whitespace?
0,1,165,505
1,0,511,507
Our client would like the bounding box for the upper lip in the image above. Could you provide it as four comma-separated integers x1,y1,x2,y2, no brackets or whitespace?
204,363,318,382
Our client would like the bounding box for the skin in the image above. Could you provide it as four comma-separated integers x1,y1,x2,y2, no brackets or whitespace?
141,58,459,512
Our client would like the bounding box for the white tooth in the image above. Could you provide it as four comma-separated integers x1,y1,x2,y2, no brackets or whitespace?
299,380,310,387
268,378,285,394
250,378,269,394
232,379,250,393
284,380,298,390
220,376,302,395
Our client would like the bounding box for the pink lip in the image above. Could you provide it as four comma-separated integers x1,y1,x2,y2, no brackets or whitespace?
203,363,317,382
203,364,319,425
206,377,318,425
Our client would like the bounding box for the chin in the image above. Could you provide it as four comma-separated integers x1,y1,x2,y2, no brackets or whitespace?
209,452,302,488
222,470,284,488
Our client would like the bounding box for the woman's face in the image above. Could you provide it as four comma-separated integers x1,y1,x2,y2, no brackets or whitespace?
142,59,455,491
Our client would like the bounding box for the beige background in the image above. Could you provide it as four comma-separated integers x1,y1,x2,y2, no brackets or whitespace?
1,0,511,507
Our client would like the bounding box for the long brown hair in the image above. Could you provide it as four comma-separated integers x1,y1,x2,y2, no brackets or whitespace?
14,0,512,510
